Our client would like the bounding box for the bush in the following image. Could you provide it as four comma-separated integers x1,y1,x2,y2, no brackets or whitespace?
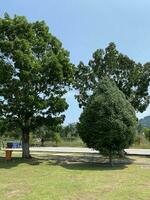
144,128,150,142
53,132,61,146
78,78,137,166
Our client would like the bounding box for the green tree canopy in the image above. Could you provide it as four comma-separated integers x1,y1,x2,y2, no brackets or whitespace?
33,125,53,146
0,14,73,158
61,123,78,139
77,78,137,165
144,128,150,142
75,43,150,112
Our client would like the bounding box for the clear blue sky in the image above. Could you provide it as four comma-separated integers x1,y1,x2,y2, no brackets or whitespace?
1,0,150,124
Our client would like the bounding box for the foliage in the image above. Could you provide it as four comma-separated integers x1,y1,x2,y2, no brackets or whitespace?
53,132,61,145
78,78,137,165
0,14,73,157
75,43,150,112
0,119,7,136
144,128,150,141
139,116,150,128
133,123,143,146
61,123,79,139
134,135,144,145
136,123,144,135
33,125,54,146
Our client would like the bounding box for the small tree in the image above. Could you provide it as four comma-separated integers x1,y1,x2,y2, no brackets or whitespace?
53,132,61,146
77,78,137,166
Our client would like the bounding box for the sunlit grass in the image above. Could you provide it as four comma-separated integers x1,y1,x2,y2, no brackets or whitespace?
0,151,150,200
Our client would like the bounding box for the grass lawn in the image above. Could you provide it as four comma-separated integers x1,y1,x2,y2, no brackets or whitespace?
0,151,150,200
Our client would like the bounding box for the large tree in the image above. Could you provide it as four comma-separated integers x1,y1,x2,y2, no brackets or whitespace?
75,43,150,112
0,14,73,158
77,78,137,166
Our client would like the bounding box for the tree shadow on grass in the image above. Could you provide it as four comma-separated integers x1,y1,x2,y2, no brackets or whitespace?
54,161,128,171
0,153,136,170
0,156,44,169
46,154,135,171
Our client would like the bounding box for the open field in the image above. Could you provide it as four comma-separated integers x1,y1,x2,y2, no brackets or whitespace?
0,151,150,200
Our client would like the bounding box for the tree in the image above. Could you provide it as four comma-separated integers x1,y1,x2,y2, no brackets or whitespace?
0,119,8,148
137,123,144,135
33,125,53,146
139,116,150,128
77,78,137,166
75,43,150,112
144,128,150,142
61,123,79,139
134,123,144,145
53,132,61,146
0,14,73,158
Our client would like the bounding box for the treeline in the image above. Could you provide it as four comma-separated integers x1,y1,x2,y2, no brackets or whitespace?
1,120,150,149
0,122,81,148
134,123,150,147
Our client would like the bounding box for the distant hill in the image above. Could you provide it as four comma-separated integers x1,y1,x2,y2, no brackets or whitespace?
139,116,150,128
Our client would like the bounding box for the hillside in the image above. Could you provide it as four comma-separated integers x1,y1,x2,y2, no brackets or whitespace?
139,116,150,128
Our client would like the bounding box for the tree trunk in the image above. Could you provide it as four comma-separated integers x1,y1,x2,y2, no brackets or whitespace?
22,127,31,158
118,150,125,158
109,150,113,167
41,138,44,147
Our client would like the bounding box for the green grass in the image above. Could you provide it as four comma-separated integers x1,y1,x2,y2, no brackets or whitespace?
0,151,150,200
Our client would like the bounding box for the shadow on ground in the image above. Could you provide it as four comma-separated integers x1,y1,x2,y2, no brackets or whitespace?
47,154,135,170
0,156,44,169
0,153,136,170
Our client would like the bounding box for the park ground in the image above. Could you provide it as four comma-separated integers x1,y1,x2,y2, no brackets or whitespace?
0,151,150,200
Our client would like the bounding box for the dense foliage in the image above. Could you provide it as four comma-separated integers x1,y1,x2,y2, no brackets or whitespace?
139,116,150,128
78,78,137,165
0,14,73,157
144,128,150,142
61,123,79,139
75,43,150,112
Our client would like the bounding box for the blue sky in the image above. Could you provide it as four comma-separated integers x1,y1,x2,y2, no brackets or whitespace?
0,0,150,124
